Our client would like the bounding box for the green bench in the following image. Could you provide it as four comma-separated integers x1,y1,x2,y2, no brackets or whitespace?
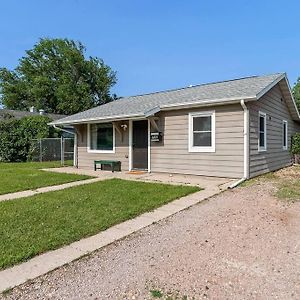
94,160,121,172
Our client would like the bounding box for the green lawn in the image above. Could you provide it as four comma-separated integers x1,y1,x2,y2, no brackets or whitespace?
0,179,200,269
0,161,91,195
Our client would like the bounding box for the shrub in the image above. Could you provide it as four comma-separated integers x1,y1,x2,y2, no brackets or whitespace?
291,133,300,155
0,115,59,162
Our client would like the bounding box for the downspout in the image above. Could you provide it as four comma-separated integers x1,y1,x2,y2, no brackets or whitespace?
53,125,78,168
229,99,249,188
53,125,74,136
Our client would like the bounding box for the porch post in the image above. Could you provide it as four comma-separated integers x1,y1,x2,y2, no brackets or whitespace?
128,120,132,171
148,119,151,173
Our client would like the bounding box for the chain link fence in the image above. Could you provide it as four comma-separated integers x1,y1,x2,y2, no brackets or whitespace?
30,137,74,165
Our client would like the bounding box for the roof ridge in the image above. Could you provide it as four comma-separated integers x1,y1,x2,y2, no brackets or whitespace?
122,73,284,100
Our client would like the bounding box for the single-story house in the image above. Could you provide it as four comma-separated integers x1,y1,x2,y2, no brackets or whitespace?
0,108,74,138
50,73,300,179
0,108,66,121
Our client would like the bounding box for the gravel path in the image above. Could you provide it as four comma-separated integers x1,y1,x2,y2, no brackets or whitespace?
2,180,300,299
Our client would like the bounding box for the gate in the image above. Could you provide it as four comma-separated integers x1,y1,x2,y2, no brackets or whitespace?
31,137,74,165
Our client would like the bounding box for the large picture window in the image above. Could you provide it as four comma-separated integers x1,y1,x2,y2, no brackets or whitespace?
282,120,288,150
189,111,215,152
258,111,267,151
88,123,114,153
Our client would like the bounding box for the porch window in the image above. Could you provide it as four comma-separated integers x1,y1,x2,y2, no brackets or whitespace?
283,120,288,150
189,111,215,152
258,111,267,152
88,123,115,153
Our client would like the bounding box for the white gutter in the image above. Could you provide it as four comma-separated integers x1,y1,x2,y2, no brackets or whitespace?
229,99,249,188
49,113,144,126
53,125,75,136
49,97,257,126
159,96,255,110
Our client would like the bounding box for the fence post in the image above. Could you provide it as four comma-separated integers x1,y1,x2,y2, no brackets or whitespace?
61,136,64,166
73,133,77,168
39,139,42,162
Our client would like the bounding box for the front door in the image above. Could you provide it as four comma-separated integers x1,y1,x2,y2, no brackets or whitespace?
132,120,148,169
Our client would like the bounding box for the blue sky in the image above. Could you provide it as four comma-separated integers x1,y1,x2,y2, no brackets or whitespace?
0,0,300,97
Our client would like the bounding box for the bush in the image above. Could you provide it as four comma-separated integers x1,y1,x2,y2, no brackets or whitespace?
291,133,300,155
0,115,59,162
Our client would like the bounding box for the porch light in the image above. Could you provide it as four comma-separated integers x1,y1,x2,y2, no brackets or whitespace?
120,124,128,131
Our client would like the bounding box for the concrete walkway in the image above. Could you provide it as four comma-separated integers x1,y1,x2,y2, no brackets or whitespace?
43,167,234,191
0,178,102,202
0,179,233,293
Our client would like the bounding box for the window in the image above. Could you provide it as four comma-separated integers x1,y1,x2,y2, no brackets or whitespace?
258,111,267,151
189,111,215,152
283,120,288,150
88,123,115,153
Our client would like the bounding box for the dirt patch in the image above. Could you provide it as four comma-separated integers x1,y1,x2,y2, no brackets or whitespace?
1,177,300,300
276,165,300,180
243,166,300,202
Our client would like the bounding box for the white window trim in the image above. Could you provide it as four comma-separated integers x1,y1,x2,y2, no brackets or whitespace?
87,123,115,154
258,111,267,152
188,111,215,153
282,120,288,150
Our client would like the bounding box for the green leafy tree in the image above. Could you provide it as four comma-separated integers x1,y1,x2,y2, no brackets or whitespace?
0,115,59,162
291,133,300,155
292,77,300,111
0,38,117,115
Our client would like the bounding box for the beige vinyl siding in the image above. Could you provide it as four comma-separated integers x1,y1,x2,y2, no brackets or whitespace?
248,84,300,178
150,105,244,178
75,122,129,170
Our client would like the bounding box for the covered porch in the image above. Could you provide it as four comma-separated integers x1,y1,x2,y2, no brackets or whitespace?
73,115,161,173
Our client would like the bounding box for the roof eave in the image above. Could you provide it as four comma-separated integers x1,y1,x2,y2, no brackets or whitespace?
160,96,256,111
282,76,300,120
256,73,300,121
49,113,145,126
49,97,258,126
256,73,286,99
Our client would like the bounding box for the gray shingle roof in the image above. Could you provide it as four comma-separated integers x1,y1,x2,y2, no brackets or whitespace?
0,109,66,121
51,73,286,125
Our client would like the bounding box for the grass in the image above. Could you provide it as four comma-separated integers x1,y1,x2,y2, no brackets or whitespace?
1,287,12,297
149,289,192,299
275,180,300,201
240,172,277,188
150,290,163,298
240,166,300,202
0,178,200,270
274,166,300,201
0,161,91,195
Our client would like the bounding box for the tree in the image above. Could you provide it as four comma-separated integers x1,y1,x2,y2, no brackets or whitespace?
292,77,300,111
0,38,117,115
0,115,59,162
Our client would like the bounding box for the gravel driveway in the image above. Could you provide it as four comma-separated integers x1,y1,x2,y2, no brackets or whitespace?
1,179,300,299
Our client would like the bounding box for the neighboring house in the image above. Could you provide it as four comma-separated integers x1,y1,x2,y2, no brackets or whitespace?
0,108,74,138
0,108,66,121
50,73,300,179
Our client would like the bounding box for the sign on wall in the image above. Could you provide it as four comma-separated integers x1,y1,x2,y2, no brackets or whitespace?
150,132,162,142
